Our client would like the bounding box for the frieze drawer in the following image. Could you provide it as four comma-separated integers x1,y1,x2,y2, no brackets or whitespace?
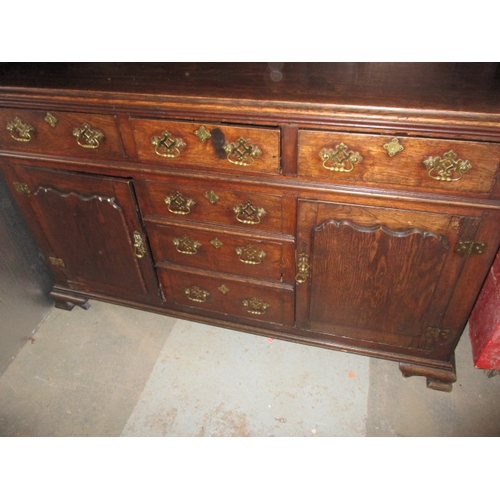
0,108,126,160
130,118,280,175
298,130,500,198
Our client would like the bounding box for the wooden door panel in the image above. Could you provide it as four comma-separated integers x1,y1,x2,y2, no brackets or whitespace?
6,165,160,303
308,219,449,336
296,199,481,353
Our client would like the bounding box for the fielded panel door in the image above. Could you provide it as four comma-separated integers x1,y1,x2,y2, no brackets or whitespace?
296,199,489,358
3,164,160,304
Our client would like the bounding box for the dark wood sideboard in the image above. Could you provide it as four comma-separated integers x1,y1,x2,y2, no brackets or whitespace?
1,62,500,391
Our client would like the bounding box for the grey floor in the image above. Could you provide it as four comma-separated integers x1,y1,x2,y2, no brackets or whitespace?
1,299,499,437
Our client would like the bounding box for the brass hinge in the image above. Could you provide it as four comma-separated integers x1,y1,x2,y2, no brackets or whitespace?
13,182,31,195
455,240,486,257
48,256,65,267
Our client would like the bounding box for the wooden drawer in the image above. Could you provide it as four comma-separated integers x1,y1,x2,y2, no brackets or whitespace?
157,266,294,326
298,130,500,197
130,118,280,174
139,178,285,234
0,108,125,160
146,221,291,281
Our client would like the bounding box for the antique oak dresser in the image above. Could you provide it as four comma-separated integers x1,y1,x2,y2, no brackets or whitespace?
1,62,500,391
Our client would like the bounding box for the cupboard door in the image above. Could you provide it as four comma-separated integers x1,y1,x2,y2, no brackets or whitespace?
296,199,490,357
4,164,160,304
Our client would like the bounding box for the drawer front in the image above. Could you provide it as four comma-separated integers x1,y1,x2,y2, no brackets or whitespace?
298,130,500,197
158,266,294,326
0,108,125,160
130,118,280,174
140,179,284,233
146,221,288,281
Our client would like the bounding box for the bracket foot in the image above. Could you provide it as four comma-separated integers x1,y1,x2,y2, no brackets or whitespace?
399,357,456,392
50,289,90,311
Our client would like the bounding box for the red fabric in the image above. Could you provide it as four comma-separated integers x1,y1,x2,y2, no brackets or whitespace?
469,252,500,369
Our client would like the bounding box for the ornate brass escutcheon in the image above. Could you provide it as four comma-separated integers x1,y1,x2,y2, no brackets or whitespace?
218,284,230,294
194,126,211,143
223,137,262,166
319,143,362,172
185,285,210,303
210,238,224,249
44,112,58,128
164,191,196,215
423,150,472,182
133,231,146,258
295,253,310,284
233,201,266,225
383,137,404,157
73,123,104,149
151,130,186,158
173,235,201,255
242,297,269,315
235,244,266,265
7,117,35,142
204,190,220,204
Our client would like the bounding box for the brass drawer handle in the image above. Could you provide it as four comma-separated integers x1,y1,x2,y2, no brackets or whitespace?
242,297,269,315
319,143,362,172
223,137,262,166
235,244,266,265
151,130,186,158
423,150,472,182
173,235,201,255
233,201,266,225
295,253,310,284
73,122,104,149
7,117,35,142
133,231,146,259
164,191,196,215
185,285,210,303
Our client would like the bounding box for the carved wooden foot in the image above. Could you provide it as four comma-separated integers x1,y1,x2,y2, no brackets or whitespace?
50,289,90,311
399,357,456,392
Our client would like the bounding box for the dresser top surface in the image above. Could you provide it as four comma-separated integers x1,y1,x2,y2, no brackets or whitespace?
1,62,500,117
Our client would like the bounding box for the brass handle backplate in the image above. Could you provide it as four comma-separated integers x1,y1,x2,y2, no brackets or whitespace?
164,191,196,215
423,150,472,182
151,130,186,158
173,235,201,255
242,297,269,315
73,122,104,149
133,231,146,258
295,253,310,284
223,137,262,166
235,244,266,265
185,285,210,303
7,117,35,142
319,143,362,172
233,201,266,225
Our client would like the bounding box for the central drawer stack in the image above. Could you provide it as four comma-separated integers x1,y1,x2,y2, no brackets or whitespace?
131,118,295,328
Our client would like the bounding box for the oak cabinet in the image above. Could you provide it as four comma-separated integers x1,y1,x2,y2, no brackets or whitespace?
2,63,500,392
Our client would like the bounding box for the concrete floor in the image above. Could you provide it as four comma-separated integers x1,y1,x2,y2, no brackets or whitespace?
0,299,499,437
